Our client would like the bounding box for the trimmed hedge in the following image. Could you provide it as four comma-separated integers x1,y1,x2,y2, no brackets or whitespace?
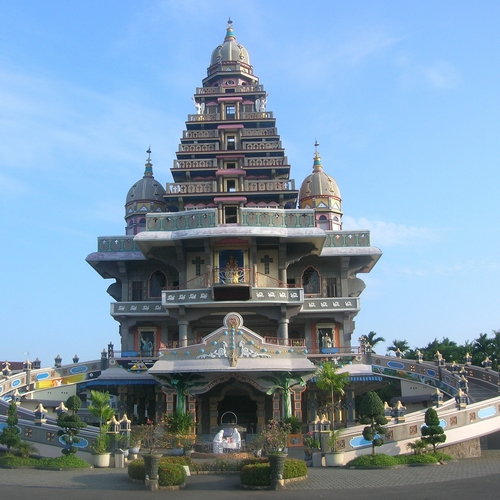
347,453,454,467
0,453,91,469
158,462,187,486
128,456,191,485
240,458,307,487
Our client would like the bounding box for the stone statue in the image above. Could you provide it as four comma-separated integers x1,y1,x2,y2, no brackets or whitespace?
192,98,205,115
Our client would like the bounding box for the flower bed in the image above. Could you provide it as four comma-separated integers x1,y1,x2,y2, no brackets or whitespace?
128,456,192,484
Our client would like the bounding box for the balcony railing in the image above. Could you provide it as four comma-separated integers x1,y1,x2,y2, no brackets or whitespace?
244,179,295,192
195,84,264,95
166,181,217,194
243,141,281,150
173,159,216,169
179,143,218,153
243,157,286,167
242,127,277,137
302,297,360,313
183,130,219,139
213,266,250,285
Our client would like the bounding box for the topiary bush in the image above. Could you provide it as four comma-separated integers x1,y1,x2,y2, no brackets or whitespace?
128,456,194,482
158,462,187,486
346,454,399,467
241,463,271,487
241,458,307,487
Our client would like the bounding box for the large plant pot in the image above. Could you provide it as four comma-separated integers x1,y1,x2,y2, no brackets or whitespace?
325,451,344,467
143,453,162,480
92,452,111,468
268,453,287,490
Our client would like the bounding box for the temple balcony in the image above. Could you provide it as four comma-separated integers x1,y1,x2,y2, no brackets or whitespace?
173,158,217,169
178,143,219,153
183,130,219,139
243,157,287,167
110,301,164,318
163,179,296,196
195,84,265,95
241,127,277,137
242,140,282,150
166,181,217,194
301,297,360,314
187,111,274,122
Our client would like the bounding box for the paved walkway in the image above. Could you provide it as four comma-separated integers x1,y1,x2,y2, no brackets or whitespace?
1,450,500,499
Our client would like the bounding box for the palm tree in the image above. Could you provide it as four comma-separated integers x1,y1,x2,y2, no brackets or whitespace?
387,339,410,357
258,371,306,419
472,333,494,365
157,373,205,412
315,362,350,426
365,331,386,353
88,390,115,428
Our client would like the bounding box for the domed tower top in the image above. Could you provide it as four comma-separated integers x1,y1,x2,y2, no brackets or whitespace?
125,149,166,235
204,20,258,86
299,143,343,230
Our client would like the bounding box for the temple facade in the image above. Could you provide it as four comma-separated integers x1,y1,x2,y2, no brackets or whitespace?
86,21,381,434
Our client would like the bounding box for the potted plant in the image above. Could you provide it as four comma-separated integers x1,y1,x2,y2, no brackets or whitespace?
304,431,321,465
164,410,196,455
258,419,290,489
283,416,303,447
91,430,111,467
178,435,195,456
136,422,166,490
324,427,345,467
129,429,141,455
87,390,115,467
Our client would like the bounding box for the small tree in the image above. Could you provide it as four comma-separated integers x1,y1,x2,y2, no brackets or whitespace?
0,400,21,452
66,395,82,415
88,390,115,428
421,407,446,453
359,391,388,456
56,395,87,456
315,362,350,426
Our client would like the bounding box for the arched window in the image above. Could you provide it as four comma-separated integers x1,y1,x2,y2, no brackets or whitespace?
138,218,146,233
149,270,166,298
317,215,329,230
302,267,320,294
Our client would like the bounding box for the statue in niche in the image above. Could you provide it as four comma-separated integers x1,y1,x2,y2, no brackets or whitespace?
192,98,205,115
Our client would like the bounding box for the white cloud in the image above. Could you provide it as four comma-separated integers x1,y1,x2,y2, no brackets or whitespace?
342,216,437,247
421,61,460,89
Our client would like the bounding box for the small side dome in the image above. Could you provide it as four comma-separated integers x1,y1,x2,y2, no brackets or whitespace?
125,149,166,234
210,19,250,67
299,145,343,230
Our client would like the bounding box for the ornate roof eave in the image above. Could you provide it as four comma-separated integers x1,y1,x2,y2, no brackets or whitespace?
149,312,316,376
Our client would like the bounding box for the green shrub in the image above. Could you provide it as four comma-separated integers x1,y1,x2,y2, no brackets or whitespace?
432,451,453,462
241,463,271,487
128,458,145,480
128,456,195,481
158,462,187,486
241,458,307,487
347,454,399,467
283,458,307,479
404,454,439,464
0,453,90,468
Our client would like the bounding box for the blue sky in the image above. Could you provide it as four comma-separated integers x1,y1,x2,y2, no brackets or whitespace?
1,0,499,365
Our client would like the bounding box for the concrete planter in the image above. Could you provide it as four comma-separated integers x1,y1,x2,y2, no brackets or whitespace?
92,452,111,468
325,451,344,467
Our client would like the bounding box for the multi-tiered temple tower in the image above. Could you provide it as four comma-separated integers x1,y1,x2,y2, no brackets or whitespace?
87,21,381,433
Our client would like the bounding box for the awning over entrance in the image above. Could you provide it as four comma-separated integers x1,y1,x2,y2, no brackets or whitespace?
85,359,157,386
148,312,316,378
